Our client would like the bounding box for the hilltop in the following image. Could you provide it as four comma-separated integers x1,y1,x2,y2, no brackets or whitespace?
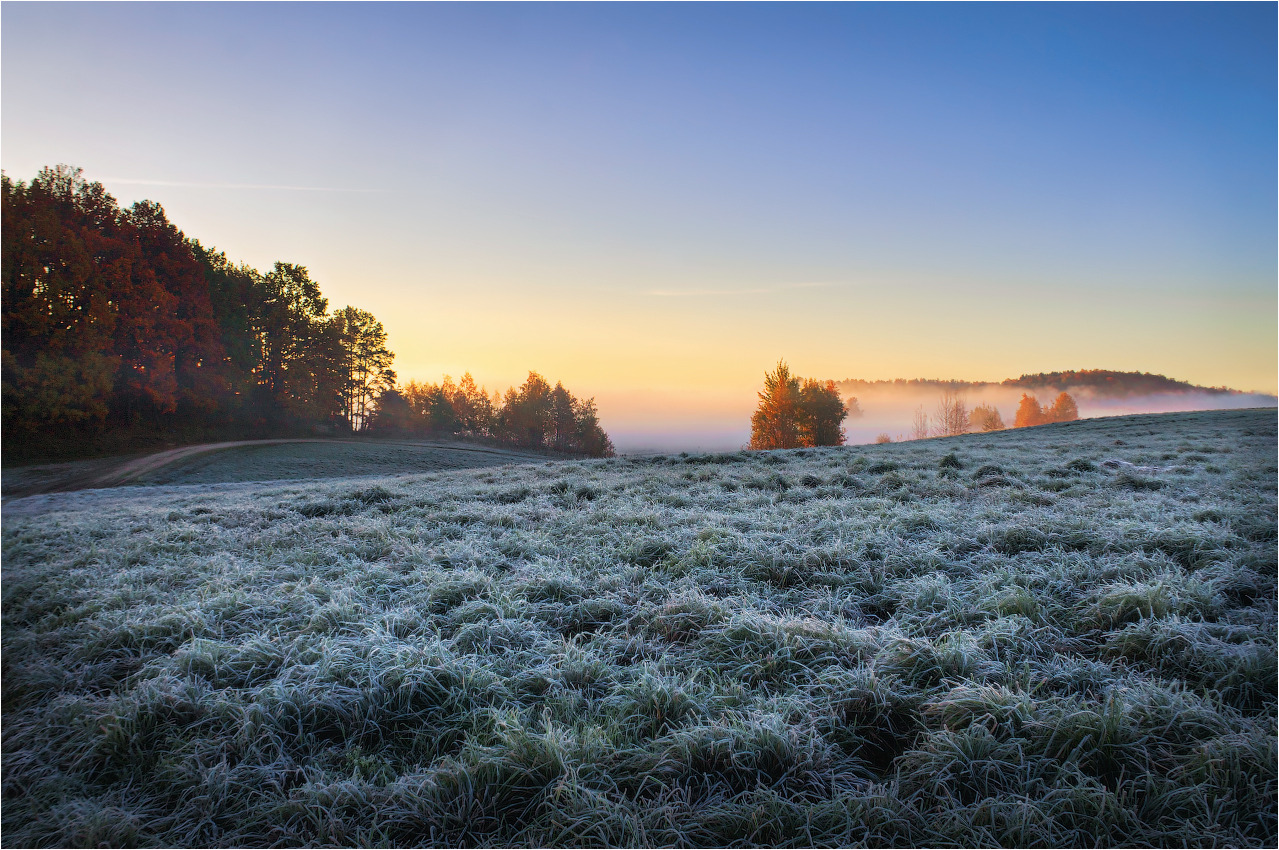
837,369,1271,400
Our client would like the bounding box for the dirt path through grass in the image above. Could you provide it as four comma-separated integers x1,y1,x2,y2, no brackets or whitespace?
1,437,548,502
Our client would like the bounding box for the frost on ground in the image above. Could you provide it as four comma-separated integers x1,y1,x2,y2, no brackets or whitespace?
2,409,1275,847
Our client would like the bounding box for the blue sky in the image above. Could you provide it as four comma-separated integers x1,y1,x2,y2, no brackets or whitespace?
3,2,1274,448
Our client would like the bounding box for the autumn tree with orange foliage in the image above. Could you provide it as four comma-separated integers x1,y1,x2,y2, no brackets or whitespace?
2,165,405,458
1013,392,1078,428
750,361,850,449
1014,394,1046,427
1045,391,1079,423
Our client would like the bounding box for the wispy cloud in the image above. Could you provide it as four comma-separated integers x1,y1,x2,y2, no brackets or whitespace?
645,281,837,297
100,178,384,193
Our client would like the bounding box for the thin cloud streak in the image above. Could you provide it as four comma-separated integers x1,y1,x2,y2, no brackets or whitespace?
645,281,837,297
99,178,385,193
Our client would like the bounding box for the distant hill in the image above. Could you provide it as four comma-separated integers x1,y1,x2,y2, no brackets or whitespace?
838,369,1264,400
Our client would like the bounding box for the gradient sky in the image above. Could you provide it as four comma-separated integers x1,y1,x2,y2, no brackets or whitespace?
3,2,1275,449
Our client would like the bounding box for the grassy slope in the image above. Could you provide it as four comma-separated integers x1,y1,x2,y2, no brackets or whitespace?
134,440,550,487
2,439,548,500
2,409,1275,847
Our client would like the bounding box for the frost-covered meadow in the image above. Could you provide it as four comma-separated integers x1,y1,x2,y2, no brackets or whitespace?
2,409,1275,847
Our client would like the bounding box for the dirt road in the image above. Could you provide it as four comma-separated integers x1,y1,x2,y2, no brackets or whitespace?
1,438,547,501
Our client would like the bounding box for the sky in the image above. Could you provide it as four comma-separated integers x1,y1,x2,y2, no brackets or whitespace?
3,2,1275,450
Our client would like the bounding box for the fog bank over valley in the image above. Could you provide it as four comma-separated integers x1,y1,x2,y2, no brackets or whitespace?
605,371,1278,454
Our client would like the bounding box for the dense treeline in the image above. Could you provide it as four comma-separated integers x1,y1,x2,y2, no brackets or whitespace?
2,165,615,460
375,372,613,456
749,360,856,450
2,165,396,460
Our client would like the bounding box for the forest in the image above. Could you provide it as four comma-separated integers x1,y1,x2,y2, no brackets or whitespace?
1,165,612,461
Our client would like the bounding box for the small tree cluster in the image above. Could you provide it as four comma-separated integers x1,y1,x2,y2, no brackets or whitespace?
749,360,852,450
379,371,613,457
969,403,1005,432
909,391,973,440
1014,392,1079,427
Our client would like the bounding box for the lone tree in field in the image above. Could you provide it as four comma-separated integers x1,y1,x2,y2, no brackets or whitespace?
911,406,931,441
750,360,848,449
750,361,801,449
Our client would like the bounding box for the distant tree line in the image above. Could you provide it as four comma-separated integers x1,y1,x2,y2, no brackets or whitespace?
1002,370,1233,397
750,360,857,450
2,165,614,460
838,369,1243,400
375,371,613,456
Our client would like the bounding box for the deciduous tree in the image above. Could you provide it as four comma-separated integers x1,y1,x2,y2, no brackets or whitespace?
1014,394,1046,428
933,390,969,437
797,378,848,446
499,372,555,448
1045,391,1079,423
969,403,1005,432
911,406,931,441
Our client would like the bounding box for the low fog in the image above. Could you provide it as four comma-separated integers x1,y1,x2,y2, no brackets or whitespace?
840,385,1277,446
607,386,1277,455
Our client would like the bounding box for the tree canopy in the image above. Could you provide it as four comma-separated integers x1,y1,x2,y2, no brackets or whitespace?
2,166,401,457
750,361,851,450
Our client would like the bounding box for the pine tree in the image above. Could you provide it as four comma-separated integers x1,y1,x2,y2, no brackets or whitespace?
334,306,395,431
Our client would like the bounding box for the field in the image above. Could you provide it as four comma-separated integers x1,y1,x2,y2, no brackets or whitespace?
2,409,1275,847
